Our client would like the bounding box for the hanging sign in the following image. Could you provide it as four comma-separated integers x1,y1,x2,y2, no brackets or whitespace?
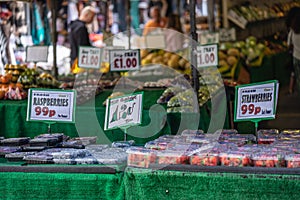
26,45,49,63
27,88,76,123
109,49,140,72
198,31,219,45
78,46,102,69
196,44,218,68
219,28,236,42
234,80,279,122
104,92,143,130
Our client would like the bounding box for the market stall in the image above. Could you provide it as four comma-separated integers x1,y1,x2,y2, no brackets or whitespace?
0,0,299,199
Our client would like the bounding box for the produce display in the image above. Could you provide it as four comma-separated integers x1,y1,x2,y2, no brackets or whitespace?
127,129,300,168
140,49,190,74
0,133,128,165
157,71,223,112
228,1,300,24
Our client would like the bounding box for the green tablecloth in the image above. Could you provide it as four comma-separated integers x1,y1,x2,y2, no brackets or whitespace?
124,167,300,200
0,172,124,200
0,165,299,200
0,89,226,145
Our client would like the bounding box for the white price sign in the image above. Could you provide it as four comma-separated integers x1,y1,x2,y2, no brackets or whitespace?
109,49,140,71
196,44,218,68
104,92,143,130
27,89,76,123
234,81,278,121
26,46,49,63
78,46,102,69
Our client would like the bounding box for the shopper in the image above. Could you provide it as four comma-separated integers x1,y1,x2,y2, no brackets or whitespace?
69,6,97,67
143,5,167,35
164,13,185,52
288,11,300,95
286,7,300,94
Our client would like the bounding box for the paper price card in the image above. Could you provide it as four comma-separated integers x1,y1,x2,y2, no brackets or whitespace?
219,28,236,42
198,31,219,45
234,80,278,122
26,45,49,63
104,92,143,130
27,88,76,123
196,44,218,68
78,46,102,69
109,49,140,72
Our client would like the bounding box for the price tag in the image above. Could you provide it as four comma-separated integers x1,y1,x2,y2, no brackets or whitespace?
26,46,49,63
219,28,236,42
198,31,219,45
104,92,143,130
234,80,278,121
145,34,166,49
78,46,102,69
196,44,218,68
27,88,76,123
109,49,140,72
102,46,125,63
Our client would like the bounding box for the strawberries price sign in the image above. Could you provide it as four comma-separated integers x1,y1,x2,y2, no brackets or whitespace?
234,80,279,122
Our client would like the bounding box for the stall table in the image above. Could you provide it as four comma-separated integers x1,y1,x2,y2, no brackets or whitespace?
0,89,227,145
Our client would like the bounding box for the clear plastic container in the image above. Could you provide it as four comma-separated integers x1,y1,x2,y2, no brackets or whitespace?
219,151,252,167
251,152,285,167
0,137,30,146
156,151,189,165
280,130,300,141
257,129,279,144
127,147,157,168
190,152,219,166
181,129,204,137
285,154,300,168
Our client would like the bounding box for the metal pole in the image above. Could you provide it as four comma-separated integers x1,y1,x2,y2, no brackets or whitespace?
51,0,58,78
190,0,199,107
127,0,131,49
207,0,215,32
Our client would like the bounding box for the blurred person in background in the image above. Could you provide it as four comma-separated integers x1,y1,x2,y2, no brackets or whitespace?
143,5,167,35
69,5,97,68
288,10,300,95
286,7,300,94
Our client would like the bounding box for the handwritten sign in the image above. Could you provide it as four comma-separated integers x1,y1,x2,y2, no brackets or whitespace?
234,81,278,121
109,49,140,72
198,31,219,45
78,46,102,69
196,44,218,68
27,88,76,123
26,46,48,63
219,28,236,42
104,92,143,130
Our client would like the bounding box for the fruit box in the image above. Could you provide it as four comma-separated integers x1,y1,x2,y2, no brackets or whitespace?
251,152,285,167
190,152,219,166
219,151,251,167
156,151,190,165
127,148,157,168
285,154,300,168
257,129,279,145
